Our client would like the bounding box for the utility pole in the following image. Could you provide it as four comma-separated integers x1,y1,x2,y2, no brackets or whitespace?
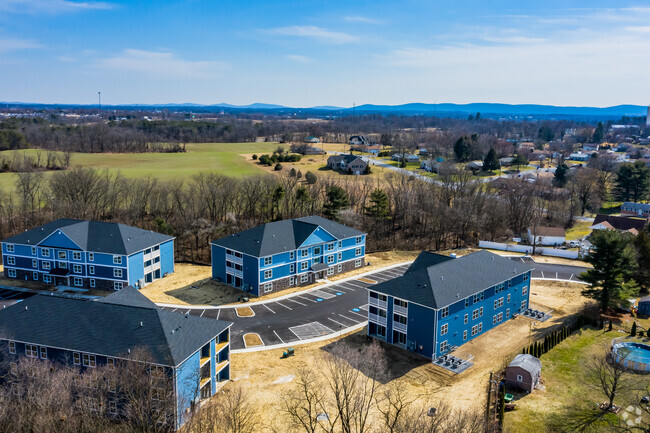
98,91,101,117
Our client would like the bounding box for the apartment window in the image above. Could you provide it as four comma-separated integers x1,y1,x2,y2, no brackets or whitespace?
355,248,362,256
73,251,82,260
507,294,511,303
523,273,529,282
440,324,448,335
464,314,468,324
144,260,152,267
73,264,82,274
114,269,123,278
263,257,272,266
376,325,386,337
39,347,47,359
394,314,407,324
521,300,527,310
41,248,50,257
327,267,334,276
82,354,96,368
89,266,95,275
394,331,407,345
31,246,36,255
43,274,51,283
59,261,67,269
89,279,95,288
337,264,342,272
88,253,94,262
300,274,308,283
264,283,272,293
113,255,122,265
440,341,448,353
494,298,504,309
463,330,468,341
264,269,272,279
508,280,512,288
8,341,15,354
395,299,407,308
478,323,483,332
471,325,479,336
107,358,115,369
32,259,38,268
328,242,335,251
314,246,321,255
109,401,117,414
338,252,342,261
6,244,14,253
465,298,469,308
26,344,38,358
7,269,16,278
289,264,295,273
33,272,38,281
355,236,362,244
7,257,15,265
58,251,67,260
480,307,483,317
313,256,322,264
506,308,510,318
522,286,528,296
300,261,308,271
355,259,362,268
289,251,294,260
517,375,523,382
42,261,51,270
472,309,479,320
73,352,81,365
301,249,308,258
289,276,294,285
338,241,342,248
74,277,83,287
441,306,449,318
114,282,123,291
327,255,334,264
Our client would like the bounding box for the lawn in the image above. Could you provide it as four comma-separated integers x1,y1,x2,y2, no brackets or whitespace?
565,220,592,240
0,142,282,192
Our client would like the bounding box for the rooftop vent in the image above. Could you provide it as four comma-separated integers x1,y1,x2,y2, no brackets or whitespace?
140,321,143,327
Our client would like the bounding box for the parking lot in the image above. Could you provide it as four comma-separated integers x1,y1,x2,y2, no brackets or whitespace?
158,264,411,350
509,256,587,282
0,287,36,309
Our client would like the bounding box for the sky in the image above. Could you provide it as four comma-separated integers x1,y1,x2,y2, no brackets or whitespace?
1,0,649,107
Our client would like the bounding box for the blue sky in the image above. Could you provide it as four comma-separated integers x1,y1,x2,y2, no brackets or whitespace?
1,0,649,107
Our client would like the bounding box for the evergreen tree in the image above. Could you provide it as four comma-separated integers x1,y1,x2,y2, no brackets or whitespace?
614,161,650,202
608,320,613,331
633,230,650,291
453,134,481,162
592,122,604,143
512,153,529,171
554,162,569,187
581,230,639,311
323,186,349,220
365,188,389,220
289,168,297,177
482,148,500,172
304,171,317,185
631,322,637,337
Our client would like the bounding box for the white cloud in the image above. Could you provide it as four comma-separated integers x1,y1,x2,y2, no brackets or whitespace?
0,38,41,53
0,0,115,14
343,16,382,24
267,26,358,44
93,49,226,79
286,54,313,63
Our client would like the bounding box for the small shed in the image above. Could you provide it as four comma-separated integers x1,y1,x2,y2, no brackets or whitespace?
639,296,650,316
505,354,541,393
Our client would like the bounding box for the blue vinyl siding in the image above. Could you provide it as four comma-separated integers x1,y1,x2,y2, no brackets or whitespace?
127,252,144,286
242,255,259,295
211,245,227,282
176,350,201,424
405,302,435,358
38,231,82,250
160,240,174,276
300,227,336,247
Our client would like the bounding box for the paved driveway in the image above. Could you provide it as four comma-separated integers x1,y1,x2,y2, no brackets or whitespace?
158,264,411,350
508,256,588,282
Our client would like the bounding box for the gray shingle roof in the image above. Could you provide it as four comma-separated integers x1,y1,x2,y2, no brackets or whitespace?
2,219,174,255
369,250,533,309
508,354,541,375
592,214,647,232
0,287,231,367
211,216,365,257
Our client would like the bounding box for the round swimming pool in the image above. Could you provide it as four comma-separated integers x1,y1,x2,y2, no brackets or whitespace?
612,342,650,373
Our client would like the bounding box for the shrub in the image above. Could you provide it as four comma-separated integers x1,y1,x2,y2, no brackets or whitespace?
631,322,637,337
305,171,317,184
252,154,258,160
274,163,283,171
289,168,297,177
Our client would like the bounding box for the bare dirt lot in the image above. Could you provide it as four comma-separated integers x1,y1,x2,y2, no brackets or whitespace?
140,251,419,306
228,280,595,430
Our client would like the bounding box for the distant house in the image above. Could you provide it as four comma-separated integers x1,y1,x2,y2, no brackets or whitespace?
621,202,650,218
302,146,325,155
421,159,442,173
1,219,175,291
326,154,369,175
349,135,370,146
638,296,650,316
366,251,532,359
0,286,232,430
350,144,381,155
465,161,484,171
418,148,429,156
211,216,366,296
505,354,541,393
527,226,566,246
499,157,514,166
568,152,591,162
304,136,320,143
391,153,420,163
590,214,647,234
583,144,599,152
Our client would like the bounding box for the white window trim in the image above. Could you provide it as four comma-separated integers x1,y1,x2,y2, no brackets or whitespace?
114,282,123,291
6,244,14,253
8,341,15,354
113,255,122,265
7,257,15,265
90,279,96,288
7,269,16,278
264,269,272,279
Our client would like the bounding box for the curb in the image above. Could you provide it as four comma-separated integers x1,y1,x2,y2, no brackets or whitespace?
155,261,413,310
531,277,588,285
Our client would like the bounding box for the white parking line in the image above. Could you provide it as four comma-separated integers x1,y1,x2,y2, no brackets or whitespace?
216,309,221,319
297,295,317,303
556,272,558,279
349,310,367,319
569,274,573,280
200,309,205,317
171,308,178,312
262,304,276,314
328,317,348,328
358,304,369,311
273,330,285,343
540,271,544,278
276,302,293,310
287,298,306,307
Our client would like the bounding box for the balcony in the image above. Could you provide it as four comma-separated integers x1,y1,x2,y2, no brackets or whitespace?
369,297,387,309
215,360,228,374
368,312,387,326
225,267,243,278
200,356,210,367
226,253,243,264
215,341,229,353
393,304,408,316
393,321,407,333
199,377,211,388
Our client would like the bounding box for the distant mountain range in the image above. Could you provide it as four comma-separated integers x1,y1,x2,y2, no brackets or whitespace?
1,101,647,118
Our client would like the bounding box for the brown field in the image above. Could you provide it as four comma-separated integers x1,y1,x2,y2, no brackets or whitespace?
227,280,595,430
140,251,420,306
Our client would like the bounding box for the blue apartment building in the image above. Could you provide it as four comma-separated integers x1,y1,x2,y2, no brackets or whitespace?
0,287,232,430
1,219,175,291
211,216,366,296
367,250,532,359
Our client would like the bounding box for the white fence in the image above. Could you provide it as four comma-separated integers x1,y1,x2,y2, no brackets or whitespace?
478,241,580,259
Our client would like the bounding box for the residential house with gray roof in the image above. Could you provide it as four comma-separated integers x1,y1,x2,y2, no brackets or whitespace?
366,250,532,359
211,216,366,296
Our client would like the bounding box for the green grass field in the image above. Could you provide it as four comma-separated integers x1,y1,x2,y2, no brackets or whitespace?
565,220,592,240
0,142,281,192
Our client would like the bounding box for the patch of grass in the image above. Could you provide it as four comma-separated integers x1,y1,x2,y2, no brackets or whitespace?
565,220,592,240
599,202,622,215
